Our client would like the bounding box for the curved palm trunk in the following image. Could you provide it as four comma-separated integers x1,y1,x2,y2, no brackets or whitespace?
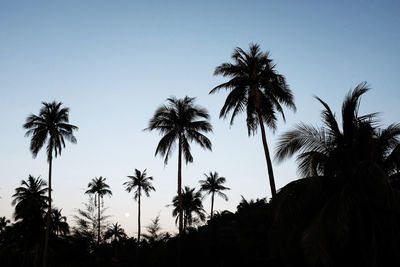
137,188,141,242
98,194,101,245
210,192,215,219
42,155,52,267
257,112,277,198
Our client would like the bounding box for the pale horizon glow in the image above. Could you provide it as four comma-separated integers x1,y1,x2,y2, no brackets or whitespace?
0,1,399,237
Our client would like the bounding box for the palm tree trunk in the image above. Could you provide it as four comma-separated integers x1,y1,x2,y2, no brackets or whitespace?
138,189,141,242
42,155,52,267
98,194,101,245
257,112,277,198
211,192,215,219
177,136,183,234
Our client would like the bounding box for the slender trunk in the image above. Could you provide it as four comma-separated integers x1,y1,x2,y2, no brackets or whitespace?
257,112,277,198
177,135,183,267
42,155,52,267
177,135,183,234
210,192,215,219
137,188,141,242
98,194,101,245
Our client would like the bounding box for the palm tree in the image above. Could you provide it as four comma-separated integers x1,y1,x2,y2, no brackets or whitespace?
271,83,400,266
146,96,212,234
123,169,155,242
12,175,48,266
23,101,77,267
211,43,296,198
12,175,48,228
50,209,69,237
104,222,127,243
85,176,112,245
199,171,230,219
171,186,206,231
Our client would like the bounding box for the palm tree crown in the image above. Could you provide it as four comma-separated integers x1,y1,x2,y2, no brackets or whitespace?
146,96,212,164
12,175,48,223
275,82,400,178
23,101,78,161
211,43,296,198
171,186,206,231
199,171,230,219
210,43,296,134
104,222,127,243
50,208,69,236
124,169,155,200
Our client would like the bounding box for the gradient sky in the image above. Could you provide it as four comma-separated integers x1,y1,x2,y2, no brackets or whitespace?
1,0,399,236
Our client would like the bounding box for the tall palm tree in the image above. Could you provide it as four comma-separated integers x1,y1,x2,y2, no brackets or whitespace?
211,43,296,198
271,83,400,266
123,169,155,242
199,171,230,219
171,186,206,231
104,222,127,243
146,96,212,234
50,208,69,237
85,176,112,245
23,101,77,267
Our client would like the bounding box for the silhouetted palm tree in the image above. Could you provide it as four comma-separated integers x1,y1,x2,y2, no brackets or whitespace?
123,169,155,242
23,101,77,267
211,43,296,198
172,186,206,231
12,175,48,227
12,175,48,266
104,222,127,243
199,171,230,219
50,209,69,237
146,96,212,234
272,83,400,266
85,176,112,245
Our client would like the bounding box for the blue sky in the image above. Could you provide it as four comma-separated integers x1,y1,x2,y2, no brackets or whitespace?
0,0,399,235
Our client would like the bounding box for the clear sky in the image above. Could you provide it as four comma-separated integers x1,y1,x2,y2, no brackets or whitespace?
0,0,399,236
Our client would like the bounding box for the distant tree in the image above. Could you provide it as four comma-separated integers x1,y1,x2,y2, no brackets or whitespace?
85,176,112,245
23,101,78,267
143,215,162,243
146,96,212,234
124,169,155,242
172,186,206,231
50,208,69,237
211,43,296,198
104,222,127,243
199,171,230,219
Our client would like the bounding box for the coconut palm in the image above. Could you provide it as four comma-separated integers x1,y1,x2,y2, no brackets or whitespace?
50,209,69,237
85,176,112,245
23,101,77,267
12,175,48,228
171,186,206,231
199,171,230,219
104,222,127,243
123,169,155,242
211,43,296,198
271,83,400,266
146,96,212,234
